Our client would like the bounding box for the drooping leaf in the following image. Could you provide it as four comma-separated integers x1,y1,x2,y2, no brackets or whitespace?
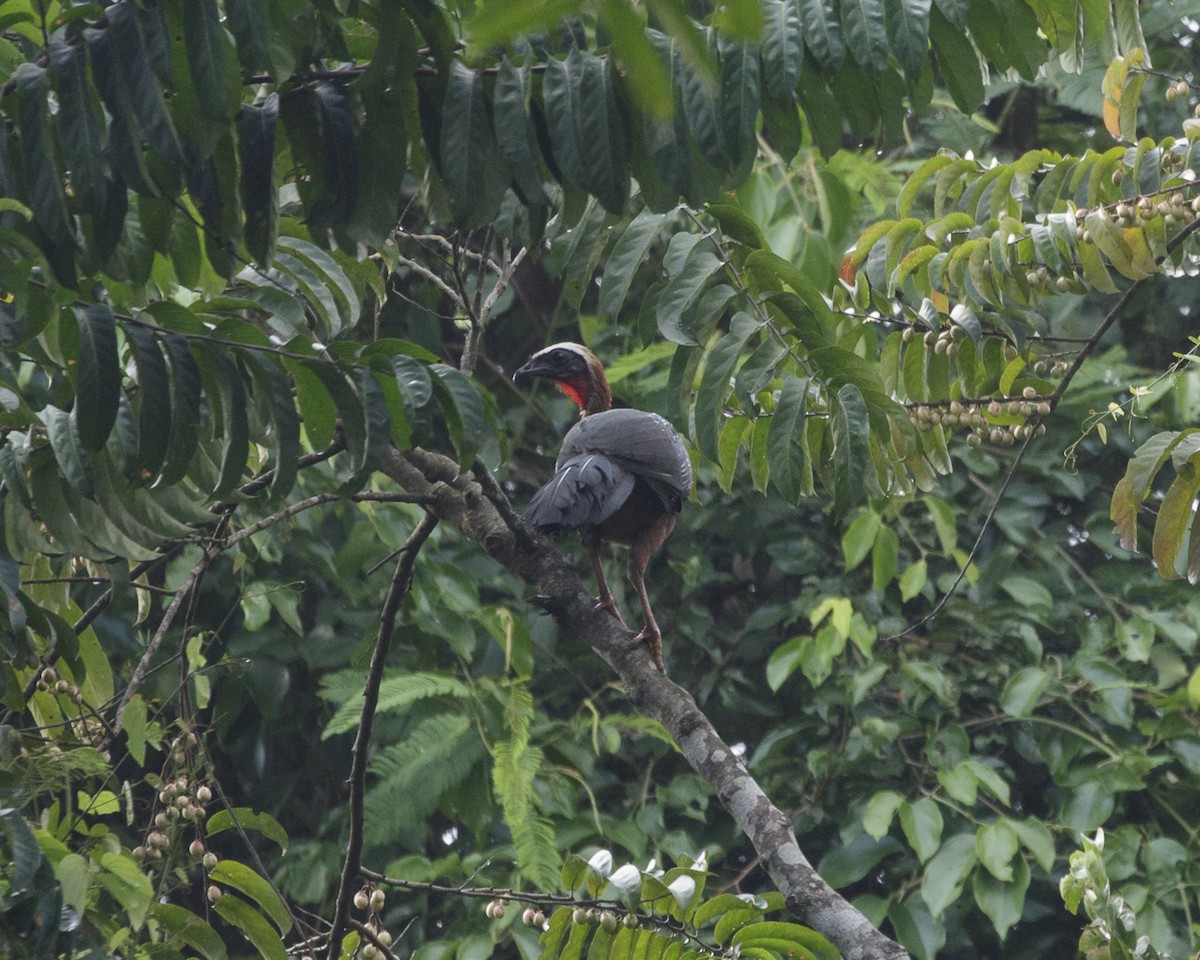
599,209,668,319
441,61,506,227
157,332,203,488
768,375,810,503
831,384,869,515
841,0,890,72
799,0,846,69
761,0,804,100
183,0,237,121
124,323,172,485
212,896,287,960
47,39,108,215
493,58,549,206
718,36,760,169
239,96,279,266
885,0,933,78
310,81,360,227
74,305,121,452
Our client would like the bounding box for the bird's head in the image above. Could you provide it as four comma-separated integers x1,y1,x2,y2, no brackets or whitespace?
513,342,611,415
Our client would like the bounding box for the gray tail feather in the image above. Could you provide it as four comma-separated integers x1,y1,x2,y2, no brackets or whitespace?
523,453,634,534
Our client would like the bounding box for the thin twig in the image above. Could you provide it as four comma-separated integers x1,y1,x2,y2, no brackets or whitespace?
115,550,216,731
326,512,440,960
885,428,1036,641
395,253,466,309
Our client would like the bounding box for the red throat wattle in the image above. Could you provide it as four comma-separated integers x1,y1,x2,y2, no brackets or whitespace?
555,378,587,409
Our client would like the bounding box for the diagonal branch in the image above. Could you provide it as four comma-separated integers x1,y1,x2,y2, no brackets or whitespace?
377,448,909,960
326,511,440,960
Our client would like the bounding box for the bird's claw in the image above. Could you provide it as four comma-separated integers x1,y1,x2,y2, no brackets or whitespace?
632,627,666,673
593,595,628,628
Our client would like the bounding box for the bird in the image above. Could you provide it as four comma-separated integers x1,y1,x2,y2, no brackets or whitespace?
513,342,692,672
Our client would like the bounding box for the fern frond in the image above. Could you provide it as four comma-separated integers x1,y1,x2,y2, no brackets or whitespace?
321,671,470,738
364,713,482,846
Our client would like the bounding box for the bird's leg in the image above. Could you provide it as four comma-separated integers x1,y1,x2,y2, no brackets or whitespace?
583,531,627,627
627,516,676,673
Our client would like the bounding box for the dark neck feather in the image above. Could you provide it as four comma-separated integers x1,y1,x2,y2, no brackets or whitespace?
581,364,611,416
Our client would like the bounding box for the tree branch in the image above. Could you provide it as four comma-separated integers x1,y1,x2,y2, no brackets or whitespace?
377,449,909,960
326,511,440,960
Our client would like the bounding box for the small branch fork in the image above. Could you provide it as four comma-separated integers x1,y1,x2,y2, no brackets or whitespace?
326,512,440,960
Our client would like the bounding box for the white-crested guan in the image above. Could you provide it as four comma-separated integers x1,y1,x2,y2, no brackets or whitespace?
514,343,692,672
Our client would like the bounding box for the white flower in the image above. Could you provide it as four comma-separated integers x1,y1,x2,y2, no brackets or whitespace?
667,876,696,910
644,859,664,878
689,851,708,872
607,864,641,896
588,849,613,878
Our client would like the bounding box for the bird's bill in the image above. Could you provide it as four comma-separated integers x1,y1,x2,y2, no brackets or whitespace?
513,356,555,385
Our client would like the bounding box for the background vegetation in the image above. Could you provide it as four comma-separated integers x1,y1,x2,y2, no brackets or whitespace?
1,1,1200,959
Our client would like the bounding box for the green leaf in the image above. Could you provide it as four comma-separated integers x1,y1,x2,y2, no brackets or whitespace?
695,319,755,461
842,512,880,571
887,898,945,960
541,50,629,212
441,62,506,227
872,524,899,591
201,346,250,499
309,81,360,227
600,209,667,320
542,50,592,195
999,666,1049,717
431,365,486,467
884,0,932,77
862,789,904,840
48,38,108,214
71,305,121,454
718,37,760,169
242,352,301,501
599,0,673,116
680,33,727,168
212,895,287,960
920,834,976,917
799,0,846,68
94,851,152,929
183,0,236,120
831,384,869,516
930,7,983,113
493,58,549,206
206,808,289,853
1010,818,1055,873
761,0,804,99
816,832,902,888
15,62,75,282
43,406,94,499
768,375,810,502
153,903,229,960
1153,456,1200,579
899,798,943,863
210,860,292,934
158,332,202,487
575,51,630,214
657,248,726,345
124,324,171,485
239,96,279,266
971,853,1029,941
841,0,889,72
975,821,1018,881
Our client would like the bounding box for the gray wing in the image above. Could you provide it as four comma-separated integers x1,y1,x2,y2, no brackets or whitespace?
522,453,636,533
558,409,692,513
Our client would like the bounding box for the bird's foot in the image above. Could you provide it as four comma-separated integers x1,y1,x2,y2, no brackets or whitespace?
632,627,666,673
593,594,628,628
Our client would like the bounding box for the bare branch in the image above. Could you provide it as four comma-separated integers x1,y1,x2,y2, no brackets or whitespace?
326,511,440,960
